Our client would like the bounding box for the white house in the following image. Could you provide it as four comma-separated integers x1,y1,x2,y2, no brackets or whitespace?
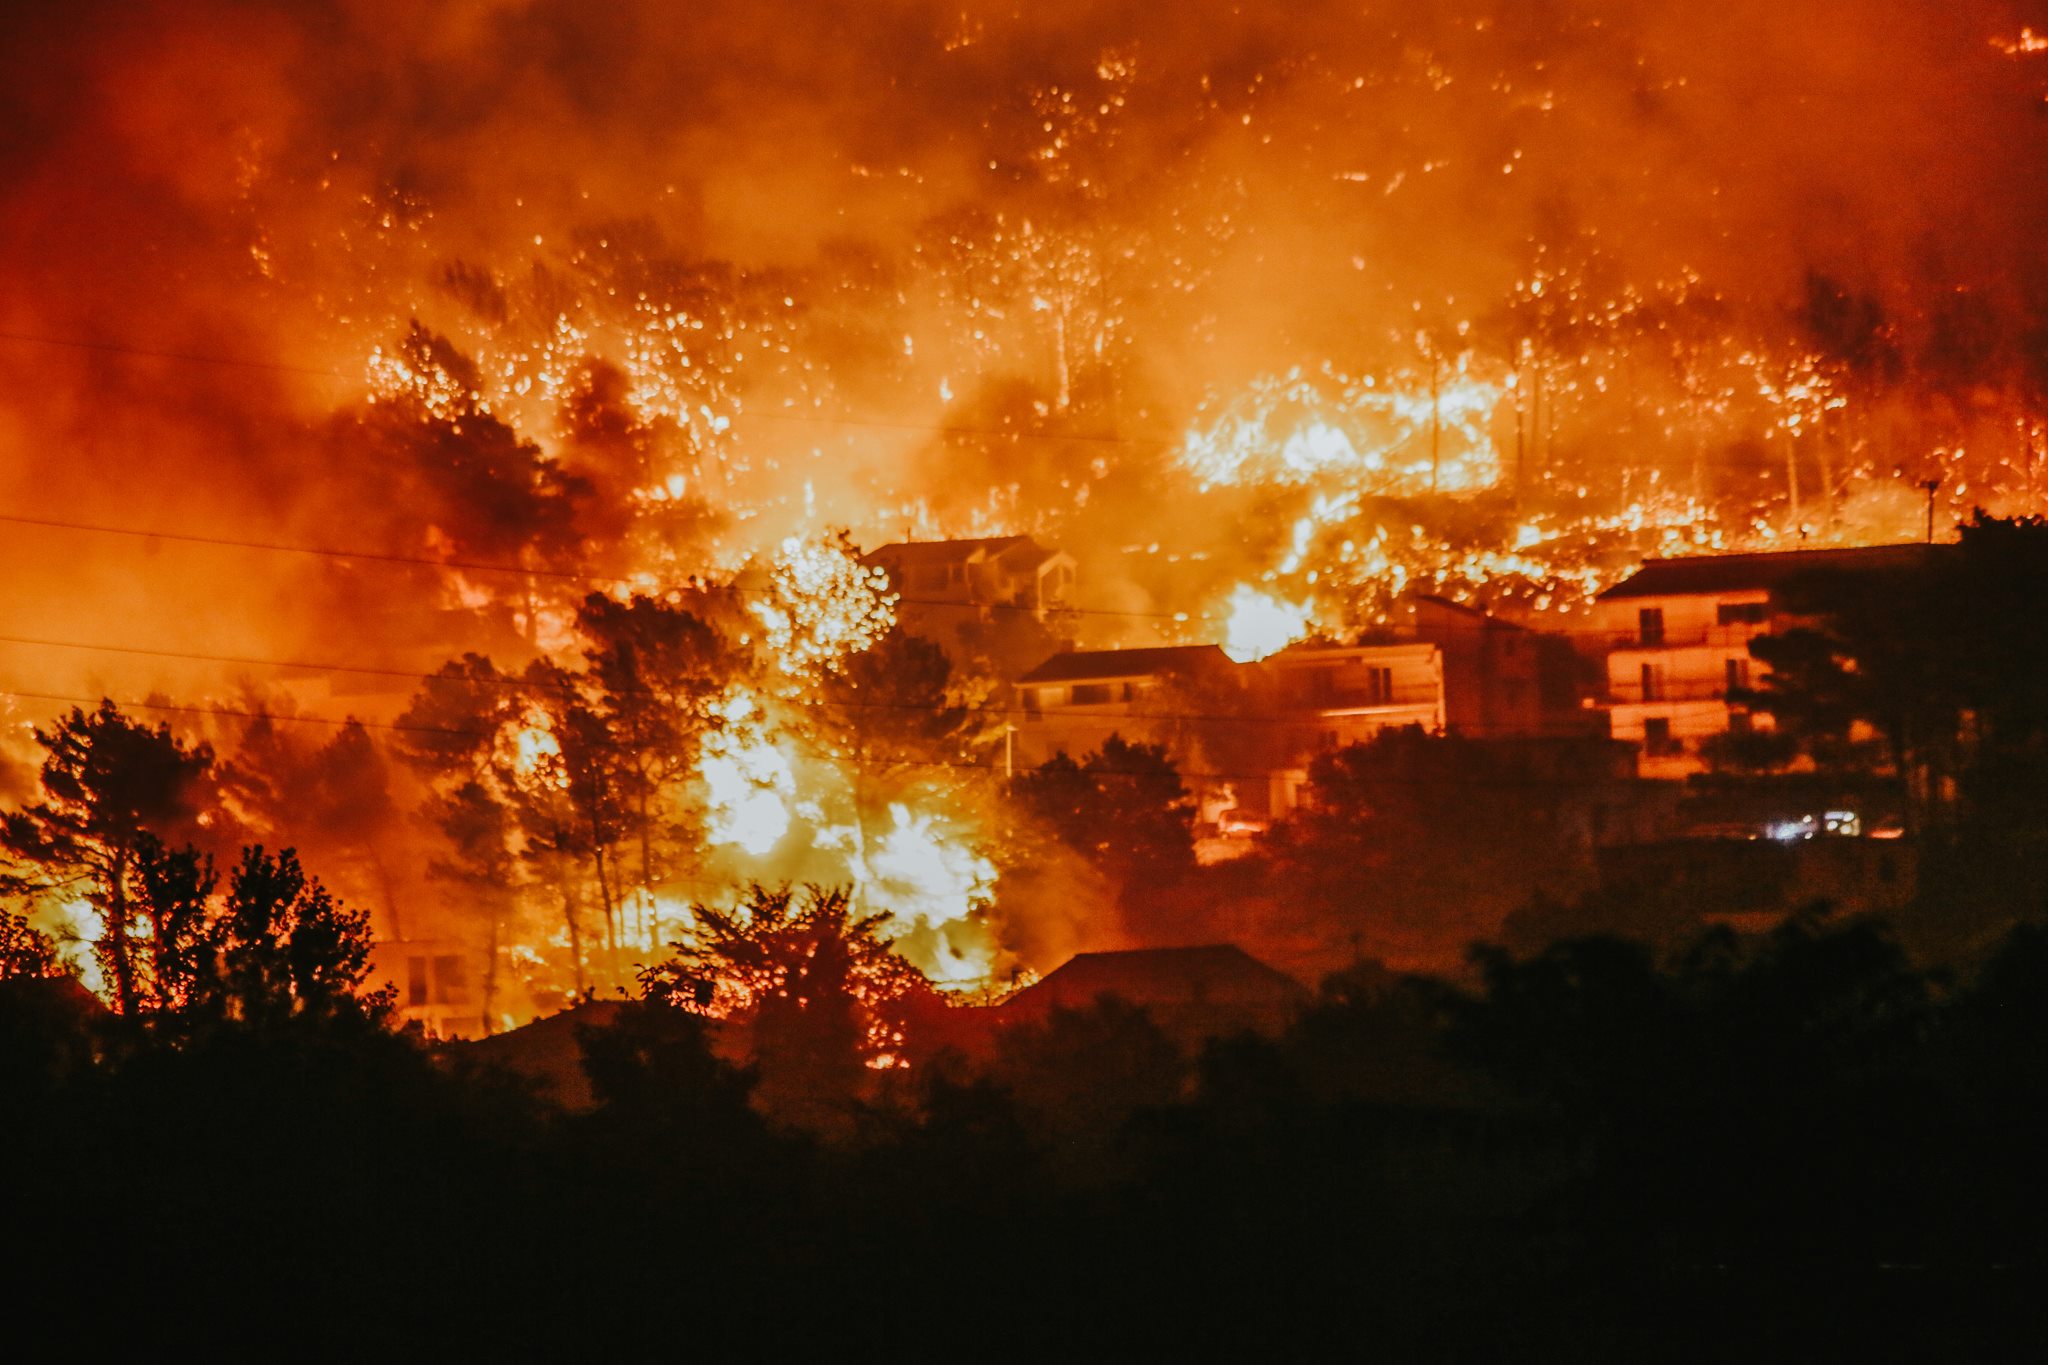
1596,543,1941,777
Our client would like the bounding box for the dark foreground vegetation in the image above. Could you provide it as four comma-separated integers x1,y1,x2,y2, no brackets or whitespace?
6,517,2048,1355
4,899,2043,1358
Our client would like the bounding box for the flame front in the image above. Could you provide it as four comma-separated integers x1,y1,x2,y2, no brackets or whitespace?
1221,586,1312,663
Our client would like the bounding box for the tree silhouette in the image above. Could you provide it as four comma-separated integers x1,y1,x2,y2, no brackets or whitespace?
574,590,731,926
109,839,386,1034
639,883,936,1132
0,908,61,981
1747,515,2048,842
1265,728,1573,962
0,702,215,1016
129,835,217,1015
360,321,592,571
210,846,383,1029
808,623,984,910
222,716,406,937
1013,734,1196,896
396,654,610,996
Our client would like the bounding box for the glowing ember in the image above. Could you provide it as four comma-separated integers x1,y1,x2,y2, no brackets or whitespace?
8,0,2048,1039
1182,368,1504,496
749,534,898,682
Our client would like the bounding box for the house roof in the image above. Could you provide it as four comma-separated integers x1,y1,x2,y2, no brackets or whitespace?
863,535,1052,569
1596,543,1948,602
1413,594,1529,632
1268,639,1438,665
1010,944,1305,1013
455,1001,625,1110
1016,644,1233,686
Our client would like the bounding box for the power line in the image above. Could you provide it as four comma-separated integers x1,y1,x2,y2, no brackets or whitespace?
0,681,1649,793
0,509,1204,623
0,328,1180,447
0,328,353,381
1,626,1464,730
5,503,1698,637
0,511,632,586
0,686,484,740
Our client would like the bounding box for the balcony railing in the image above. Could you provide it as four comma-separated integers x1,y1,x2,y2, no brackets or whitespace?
1603,625,1771,652
1608,681,1750,705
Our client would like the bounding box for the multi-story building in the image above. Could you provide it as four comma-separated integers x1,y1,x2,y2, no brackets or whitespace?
863,535,1076,617
1596,543,1942,778
863,535,1079,675
1013,639,1450,824
1412,595,1602,739
1263,640,1445,752
1012,644,1240,769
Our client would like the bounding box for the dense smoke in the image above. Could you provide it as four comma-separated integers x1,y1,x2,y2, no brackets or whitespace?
3,3,2045,652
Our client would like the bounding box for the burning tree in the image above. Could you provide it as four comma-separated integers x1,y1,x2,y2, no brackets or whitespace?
396,590,747,1009
123,840,386,1033
1012,735,1197,902
574,591,733,917
638,883,940,1132
0,909,60,982
0,702,218,1015
809,624,987,891
396,655,615,1002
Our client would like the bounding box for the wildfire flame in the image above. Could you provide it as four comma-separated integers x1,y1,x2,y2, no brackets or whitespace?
698,688,797,857
855,803,997,984
1221,586,1312,663
1181,368,1504,496
497,708,568,791
750,534,898,683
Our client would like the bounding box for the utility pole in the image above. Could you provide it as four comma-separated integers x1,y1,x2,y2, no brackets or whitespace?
1920,477,1942,544
1003,724,1016,782
1511,367,1525,502
1429,346,1442,493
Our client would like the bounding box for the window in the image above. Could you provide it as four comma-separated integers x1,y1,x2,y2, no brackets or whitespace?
1639,662,1665,702
1071,683,1112,705
1717,601,1768,627
433,954,469,1006
1363,666,1393,705
1724,657,1750,695
1643,717,1678,756
1638,606,1666,646
407,956,429,1008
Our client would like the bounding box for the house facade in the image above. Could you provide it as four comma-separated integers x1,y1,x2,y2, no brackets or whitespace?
1412,595,1602,739
863,536,1076,617
1012,644,1240,769
371,937,488,1039
1013,638,1451,827
1596,543,1942,778
1249,640,1446,816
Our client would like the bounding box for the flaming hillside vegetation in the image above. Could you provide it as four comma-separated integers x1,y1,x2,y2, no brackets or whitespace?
8,4,2048,1355
5,2,2048,1016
